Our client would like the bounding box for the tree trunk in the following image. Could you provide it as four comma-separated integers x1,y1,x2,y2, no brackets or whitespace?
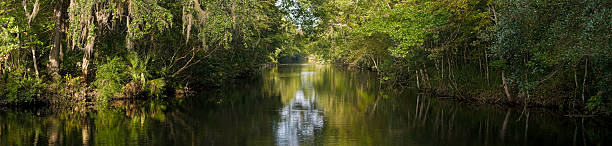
82,37,94,78
479,58,482,75
447,57,457,89
573,64,579,99
126,0,134,51
423,67,431,88
416,70,420,89
581,58,588,102
502,69,512,100
49,0,64,80
59,17,66,63
31,49,39,79
23,0,40,79
485,49,489,84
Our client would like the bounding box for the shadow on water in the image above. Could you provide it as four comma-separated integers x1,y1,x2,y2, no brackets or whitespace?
1,64,610,145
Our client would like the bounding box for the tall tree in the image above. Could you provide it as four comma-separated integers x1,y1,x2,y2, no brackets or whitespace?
49,0,65,79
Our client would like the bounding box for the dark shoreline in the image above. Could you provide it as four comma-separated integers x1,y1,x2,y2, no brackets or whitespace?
1,63,608,119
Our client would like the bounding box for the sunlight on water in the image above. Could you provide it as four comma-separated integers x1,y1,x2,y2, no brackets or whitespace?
276,70,323,145
276,89,324,146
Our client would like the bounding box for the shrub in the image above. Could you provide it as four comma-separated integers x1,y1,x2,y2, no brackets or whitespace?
127,51,150,86
0,67,43,104
53,74,85,101
147,78,166,98
125,51,167,98
94,57,127,103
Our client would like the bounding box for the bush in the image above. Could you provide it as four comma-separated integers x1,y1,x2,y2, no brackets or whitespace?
125,51,166,98
0,67,43,104
127,51,150,86
94,57,128,103
53,74,86,101
146,78,166,98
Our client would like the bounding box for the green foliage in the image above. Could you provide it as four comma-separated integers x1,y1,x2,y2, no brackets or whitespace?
94,57,127,103
127,0,173,40
0,67,43,104
127,51,150,86
0,0,607,116
0,0,288,106
492,0,611,103
0,5,19,56
174,0,285,87
586,92,605,113
146,78,166,98
354,1,448,57
294,0,610,114
67,0,97,49
54,74,85,99
126,51,167,98
489,59,507,69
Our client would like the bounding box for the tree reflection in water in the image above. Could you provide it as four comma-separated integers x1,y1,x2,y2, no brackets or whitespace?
0,64,610,146
276,71,324,146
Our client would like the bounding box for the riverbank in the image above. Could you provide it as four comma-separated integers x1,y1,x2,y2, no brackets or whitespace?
2,63,609,146
0,62,607,119
0,62,284,110
418,79,608,117
326,61,610,117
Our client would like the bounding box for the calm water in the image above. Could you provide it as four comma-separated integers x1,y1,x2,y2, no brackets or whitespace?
1,64,610,145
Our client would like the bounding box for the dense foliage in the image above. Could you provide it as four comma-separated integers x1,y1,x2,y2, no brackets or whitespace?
0,0,295,105
0,0,610,114
291,0,610,114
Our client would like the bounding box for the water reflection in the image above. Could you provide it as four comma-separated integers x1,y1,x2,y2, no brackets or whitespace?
0,64,610,145
276,88,324,145
276,69,325,145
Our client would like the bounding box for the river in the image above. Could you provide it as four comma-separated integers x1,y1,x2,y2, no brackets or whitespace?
1,64,609,145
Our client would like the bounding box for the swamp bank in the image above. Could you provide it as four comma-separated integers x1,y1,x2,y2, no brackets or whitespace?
1,64,610,145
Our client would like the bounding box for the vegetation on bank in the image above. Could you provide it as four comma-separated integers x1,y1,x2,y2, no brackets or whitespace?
1,0,610,115
0,0,304,106
291,0,610,115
